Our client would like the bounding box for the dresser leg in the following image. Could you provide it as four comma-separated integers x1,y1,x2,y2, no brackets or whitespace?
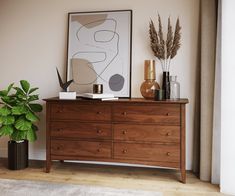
180,169,186,183
45,160,51,173
60,160,64,163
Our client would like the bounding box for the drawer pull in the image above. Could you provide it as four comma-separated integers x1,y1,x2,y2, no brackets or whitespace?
96,111,102,115
57,107,63,113
166,152,171,156
97,149,101,152
97,130,102,134
56,146,61,150
122,112,127,116
122,130,127,135
166,113,169,116
122,149,127,154
166,132,171,136
57,128,63,132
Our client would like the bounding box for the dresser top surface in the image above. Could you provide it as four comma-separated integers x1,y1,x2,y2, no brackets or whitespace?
43,97,189,104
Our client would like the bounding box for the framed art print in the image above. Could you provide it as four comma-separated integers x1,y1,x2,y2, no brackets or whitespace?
66,10,132,98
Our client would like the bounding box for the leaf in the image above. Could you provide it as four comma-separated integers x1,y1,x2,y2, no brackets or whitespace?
0,125,14,136
29,87,39,94
17,94,26,100
7,83,14,93
14,87,25,96
11,130,26,141
2,96,10,104
26,128,37,142
20,80,30,93
0,115,15,125
15,117,32,131
32,124,38,131
12,105,28,115
28,95,39,102
0,90,8,97
0,106,11,116
26,112,39,122
29,104,43,112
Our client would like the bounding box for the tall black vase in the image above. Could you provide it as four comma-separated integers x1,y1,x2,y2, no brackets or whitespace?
8,140,28,170
162,71,170,99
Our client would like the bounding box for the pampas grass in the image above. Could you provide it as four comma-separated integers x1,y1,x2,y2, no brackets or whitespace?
149,14,181,71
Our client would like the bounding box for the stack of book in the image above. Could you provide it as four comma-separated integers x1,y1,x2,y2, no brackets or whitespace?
78,93,118,101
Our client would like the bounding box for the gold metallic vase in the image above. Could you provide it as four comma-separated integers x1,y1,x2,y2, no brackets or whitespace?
140,60,160,99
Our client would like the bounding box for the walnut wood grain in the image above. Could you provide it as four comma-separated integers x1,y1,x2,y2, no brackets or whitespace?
50,122,111,140
51,140,112,158
44,98,188,183
113,124,180,143
113,104,180,125
50,155,180,169
50,103,111,121
113,142,180,162
180,104,186,183
44,97,189,104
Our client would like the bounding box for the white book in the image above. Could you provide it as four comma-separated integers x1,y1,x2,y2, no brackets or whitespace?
101,97,119,101
78,93,115,99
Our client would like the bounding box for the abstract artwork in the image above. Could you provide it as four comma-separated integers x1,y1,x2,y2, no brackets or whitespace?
66,10,132,98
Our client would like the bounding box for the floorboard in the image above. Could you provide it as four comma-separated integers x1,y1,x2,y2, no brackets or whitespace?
0,159,225,196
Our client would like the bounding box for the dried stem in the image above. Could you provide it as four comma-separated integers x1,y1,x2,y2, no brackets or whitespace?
149,14,181,72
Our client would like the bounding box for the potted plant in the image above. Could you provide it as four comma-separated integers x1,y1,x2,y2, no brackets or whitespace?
0,80,42,170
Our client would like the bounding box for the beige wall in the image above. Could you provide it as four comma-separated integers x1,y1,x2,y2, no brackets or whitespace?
0,0,200,170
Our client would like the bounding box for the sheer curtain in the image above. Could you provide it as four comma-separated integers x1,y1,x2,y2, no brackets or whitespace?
193,0,221,184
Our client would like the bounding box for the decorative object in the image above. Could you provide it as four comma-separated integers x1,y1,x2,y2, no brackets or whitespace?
149,14,181,72
59,92,76,100
93,84,103,94
170,75,180,100
140,60,160,99
149,14,181,99
79,93,114,99
56,68,76,100
44,97,189,183
0,81,42,170
162,71,170,99
154,89,164,101
66,10,132,98
56,68,73,92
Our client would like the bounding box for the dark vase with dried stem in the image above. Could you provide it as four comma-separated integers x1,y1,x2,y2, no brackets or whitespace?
149,14,181,100
162,71,170,99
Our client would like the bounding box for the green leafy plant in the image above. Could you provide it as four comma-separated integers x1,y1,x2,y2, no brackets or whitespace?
0,80,42,142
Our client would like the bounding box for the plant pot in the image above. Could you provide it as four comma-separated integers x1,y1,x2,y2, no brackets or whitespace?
8,140,28,170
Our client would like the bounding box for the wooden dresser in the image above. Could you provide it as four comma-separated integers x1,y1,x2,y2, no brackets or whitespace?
44,98,188,183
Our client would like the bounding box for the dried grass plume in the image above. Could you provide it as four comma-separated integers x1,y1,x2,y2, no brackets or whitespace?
149,14,181,71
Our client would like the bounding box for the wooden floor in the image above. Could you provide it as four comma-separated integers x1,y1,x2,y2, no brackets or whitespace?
0,159,224,196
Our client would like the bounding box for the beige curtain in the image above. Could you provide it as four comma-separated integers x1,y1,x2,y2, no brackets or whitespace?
193,0,221,183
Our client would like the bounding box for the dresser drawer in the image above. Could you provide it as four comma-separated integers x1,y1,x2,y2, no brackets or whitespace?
50,122,111,139
113,104,180,125
51,140,111,158
114,142,180,162
114,124,180,143
50,103,111,121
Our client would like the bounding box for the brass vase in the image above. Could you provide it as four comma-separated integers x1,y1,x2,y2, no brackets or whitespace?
140,60,160,99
